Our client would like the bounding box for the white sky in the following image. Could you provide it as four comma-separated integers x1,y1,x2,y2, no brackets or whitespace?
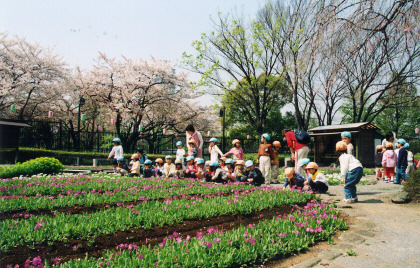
0,0,266,106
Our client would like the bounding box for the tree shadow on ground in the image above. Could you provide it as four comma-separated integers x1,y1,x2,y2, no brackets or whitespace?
357,199,383,204
357,192,381,196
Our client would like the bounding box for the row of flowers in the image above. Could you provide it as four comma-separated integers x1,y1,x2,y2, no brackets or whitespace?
0,179,254,212
9,200,346,268
1,186,315,251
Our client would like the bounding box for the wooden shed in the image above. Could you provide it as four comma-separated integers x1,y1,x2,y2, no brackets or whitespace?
0,119,31,163
308,122,380,167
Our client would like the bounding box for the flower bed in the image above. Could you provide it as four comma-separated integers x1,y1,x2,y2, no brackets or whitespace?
1,174,347,268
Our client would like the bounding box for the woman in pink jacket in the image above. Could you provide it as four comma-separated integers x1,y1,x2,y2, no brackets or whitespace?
382,142,397,183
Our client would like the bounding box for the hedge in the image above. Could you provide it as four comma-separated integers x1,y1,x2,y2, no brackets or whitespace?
0,157,64,178
0,148,169,166
403,169,420,201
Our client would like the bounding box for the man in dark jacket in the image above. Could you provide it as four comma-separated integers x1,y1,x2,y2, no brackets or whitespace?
395,139,408,184
245,160,265,186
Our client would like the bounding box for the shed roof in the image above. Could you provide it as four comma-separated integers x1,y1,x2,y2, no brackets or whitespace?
309,122,380,133
0,120,31,128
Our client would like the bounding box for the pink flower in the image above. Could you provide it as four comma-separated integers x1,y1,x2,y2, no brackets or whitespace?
200,241,205,246
53,257,60,265
176,237,182,243
248,238,256,245
32,256,42,266
162,207,168,211
213,238,221,243
154,262,158,266
72,245,78,252
229,240,232,244
137,254,143,260
207,241,212,248
99,262,103,266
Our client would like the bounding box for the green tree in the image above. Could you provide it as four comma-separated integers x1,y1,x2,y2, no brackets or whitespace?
183,12,294,134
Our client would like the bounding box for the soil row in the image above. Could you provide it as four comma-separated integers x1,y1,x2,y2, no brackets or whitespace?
1,205,294,268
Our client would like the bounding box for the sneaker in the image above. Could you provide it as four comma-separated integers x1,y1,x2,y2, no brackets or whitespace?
351,197,358,202
343,199,353,204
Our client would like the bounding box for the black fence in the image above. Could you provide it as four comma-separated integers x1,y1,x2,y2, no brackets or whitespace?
18,120,304,158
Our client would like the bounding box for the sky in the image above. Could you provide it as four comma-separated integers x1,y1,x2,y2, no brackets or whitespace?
0,1,265,66
0,1,265,106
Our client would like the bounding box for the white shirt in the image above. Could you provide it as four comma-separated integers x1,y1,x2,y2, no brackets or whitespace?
176,149,185,161
346,143,354,155
339,153,363,179
209,145,223,162
407,151,414,162
108,145,123,159
313,172,329,186
381,139,398,150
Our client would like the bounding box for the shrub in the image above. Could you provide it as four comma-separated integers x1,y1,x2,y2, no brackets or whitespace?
415,153,420,161
403,169,420,201
0,157,65,178
3,148,169,165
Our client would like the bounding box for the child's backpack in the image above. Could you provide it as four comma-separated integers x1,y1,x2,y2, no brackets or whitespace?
293,129,310,144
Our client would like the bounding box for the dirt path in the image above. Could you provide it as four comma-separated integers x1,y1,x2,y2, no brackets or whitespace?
272,176,420,268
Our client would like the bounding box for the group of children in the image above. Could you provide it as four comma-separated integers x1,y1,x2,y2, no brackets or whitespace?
375,136,415,184
282,131,363,204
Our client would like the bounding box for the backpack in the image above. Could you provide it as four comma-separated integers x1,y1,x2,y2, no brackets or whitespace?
293,129,310,144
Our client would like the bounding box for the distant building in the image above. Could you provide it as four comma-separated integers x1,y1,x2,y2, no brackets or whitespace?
0,119,31,163
309,122,380,167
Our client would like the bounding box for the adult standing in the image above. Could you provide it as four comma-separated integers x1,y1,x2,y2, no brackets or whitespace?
185,124,203,158
381,132,397,153
282,129,310,175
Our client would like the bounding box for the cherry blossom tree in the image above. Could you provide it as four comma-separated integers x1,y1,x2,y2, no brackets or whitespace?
0,33,67,121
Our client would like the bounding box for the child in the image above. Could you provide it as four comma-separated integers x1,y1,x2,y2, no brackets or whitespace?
116,157,129,176
283,167,306,189
107,138,123,171
374,145,384,180
382,142,397,182
219,157,228,171
175,141,186,162
234,160,248,182
184,156,197,178
225,158,236,182
223,139,244,161
303,162,329,194
271,140,281,184
174,159,185,179
187,140,198,158
284,158,310,187
257,133,275,184
195,158,206,180
143,160,155,178
395,139,407,184
245,160,265,186
405,143,415,176
155,158,165,177
341,131,354,155
209,137,223,162
136,149,148,173
129,154,140,177
209,161,228,183
204,161,215,182
336,141,363,203
163,155,176,178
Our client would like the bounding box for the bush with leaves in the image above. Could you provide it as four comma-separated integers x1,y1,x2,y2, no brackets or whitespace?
0,157,64,178
403,170,420,202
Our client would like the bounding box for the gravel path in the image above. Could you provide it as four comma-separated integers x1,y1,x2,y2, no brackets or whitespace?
277,176,420,268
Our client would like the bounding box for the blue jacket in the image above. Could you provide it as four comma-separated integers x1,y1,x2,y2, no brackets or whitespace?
143,166,155,178
247,167,264,186
397,148,408,168
283,172,306,188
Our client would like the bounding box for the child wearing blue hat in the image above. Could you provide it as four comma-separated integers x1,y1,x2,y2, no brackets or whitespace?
209,137,223,162
108,138,123,171
175,141,185,163
207,161,228,183
245,160,265,186
404,143,415,176
163,155,176,178
341,132,354,156
143,159,155,178
395,139,407,184
116,157,129,176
